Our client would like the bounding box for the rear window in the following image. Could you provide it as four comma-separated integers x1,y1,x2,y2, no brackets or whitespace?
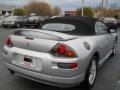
41,19,95,35
42,23,75,31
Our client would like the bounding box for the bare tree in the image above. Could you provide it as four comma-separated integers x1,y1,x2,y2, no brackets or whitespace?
24,2,52,16
52,6,61,16
76,7,94,17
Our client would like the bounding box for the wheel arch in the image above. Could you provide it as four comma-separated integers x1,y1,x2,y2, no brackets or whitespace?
116,36,118,41
93,51,100,64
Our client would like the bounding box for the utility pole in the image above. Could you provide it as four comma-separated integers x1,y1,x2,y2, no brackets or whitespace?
106,0,109,9
81,0,84,17
102,0,104,8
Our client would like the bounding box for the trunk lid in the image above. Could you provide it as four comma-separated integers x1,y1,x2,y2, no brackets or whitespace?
10,29,77,52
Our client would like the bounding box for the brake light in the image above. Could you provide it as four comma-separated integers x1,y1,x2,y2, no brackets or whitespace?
52,44,76,57
69,63,77,69
5,38,13,47
56,44,66,54
57,63,78,69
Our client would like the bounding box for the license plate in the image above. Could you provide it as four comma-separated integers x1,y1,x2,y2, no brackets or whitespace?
21,55,35,68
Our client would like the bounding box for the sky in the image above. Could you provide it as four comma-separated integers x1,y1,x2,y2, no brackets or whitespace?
0,0,120,10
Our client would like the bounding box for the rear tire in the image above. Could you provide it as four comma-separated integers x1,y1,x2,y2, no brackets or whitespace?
4,26,7,28
82,56,98,89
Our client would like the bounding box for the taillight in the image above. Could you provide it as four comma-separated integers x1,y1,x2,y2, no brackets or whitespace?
5,38,13,47
51,44,76,57
56,44,66,54
57,63,78,69
69,63,77,69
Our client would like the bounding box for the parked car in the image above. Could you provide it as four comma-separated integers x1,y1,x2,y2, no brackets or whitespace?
2,16,26,28
3,17,117,89
100,17,119,29
51,16,62,19
26,16,45,28
0,16,7,27
23,16,28,25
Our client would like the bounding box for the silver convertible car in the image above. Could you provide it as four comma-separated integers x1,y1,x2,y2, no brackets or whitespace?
3,17,117,88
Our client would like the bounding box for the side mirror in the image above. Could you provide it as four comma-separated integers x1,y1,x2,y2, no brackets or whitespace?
109,29,117,33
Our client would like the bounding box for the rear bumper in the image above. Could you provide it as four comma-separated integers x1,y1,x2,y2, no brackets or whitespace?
3,46,87,87
5,62,84,87
2,23,15,27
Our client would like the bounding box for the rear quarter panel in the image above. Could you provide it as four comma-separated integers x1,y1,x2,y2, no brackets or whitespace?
61,35,107,72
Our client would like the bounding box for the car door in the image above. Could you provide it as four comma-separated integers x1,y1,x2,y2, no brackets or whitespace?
18,17,24,26
95,21,112,60
100,22,115,53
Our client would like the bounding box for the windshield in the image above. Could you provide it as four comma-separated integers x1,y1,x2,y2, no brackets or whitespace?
29,16,40,20
42,23,75,31
104,18,116,21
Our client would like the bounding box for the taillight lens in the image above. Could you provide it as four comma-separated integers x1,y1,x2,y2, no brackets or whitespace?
5,38,13,47
57,63,78,69
51,44,76,57
56,44,66,54
69,63,77,69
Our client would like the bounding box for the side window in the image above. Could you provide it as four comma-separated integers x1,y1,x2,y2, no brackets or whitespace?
17,17,20,21
96,21,109,34
18,17,23,21
95,24,100,35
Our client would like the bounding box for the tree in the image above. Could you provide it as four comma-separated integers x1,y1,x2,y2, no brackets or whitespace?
14,8,25,16
76,8,82,16
52,6,61,16
76,7,94,17
114,15,119,19
24,2,52,16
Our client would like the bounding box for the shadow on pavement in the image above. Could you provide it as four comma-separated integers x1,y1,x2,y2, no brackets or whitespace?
16,75,88,90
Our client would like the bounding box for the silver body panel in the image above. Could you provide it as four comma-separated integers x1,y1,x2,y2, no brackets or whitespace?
3,28,117,87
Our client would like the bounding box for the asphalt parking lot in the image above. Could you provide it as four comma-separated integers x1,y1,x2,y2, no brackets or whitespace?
0,27,120,90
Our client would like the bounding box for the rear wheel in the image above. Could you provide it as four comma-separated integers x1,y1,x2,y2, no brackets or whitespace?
82,56,97,89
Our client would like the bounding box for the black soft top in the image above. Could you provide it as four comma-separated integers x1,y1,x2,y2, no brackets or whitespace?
42,16,97,35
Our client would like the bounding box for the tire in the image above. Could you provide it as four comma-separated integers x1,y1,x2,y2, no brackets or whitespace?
4,26,7,28
26,25,30,28
35,25,39,28
82,56,98,89
111,41,117,56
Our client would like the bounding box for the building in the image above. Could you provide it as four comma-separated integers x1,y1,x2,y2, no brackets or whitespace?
64,11,76,16
0,5,15,16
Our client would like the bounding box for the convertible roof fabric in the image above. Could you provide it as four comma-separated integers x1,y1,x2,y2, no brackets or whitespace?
42,16,97,35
